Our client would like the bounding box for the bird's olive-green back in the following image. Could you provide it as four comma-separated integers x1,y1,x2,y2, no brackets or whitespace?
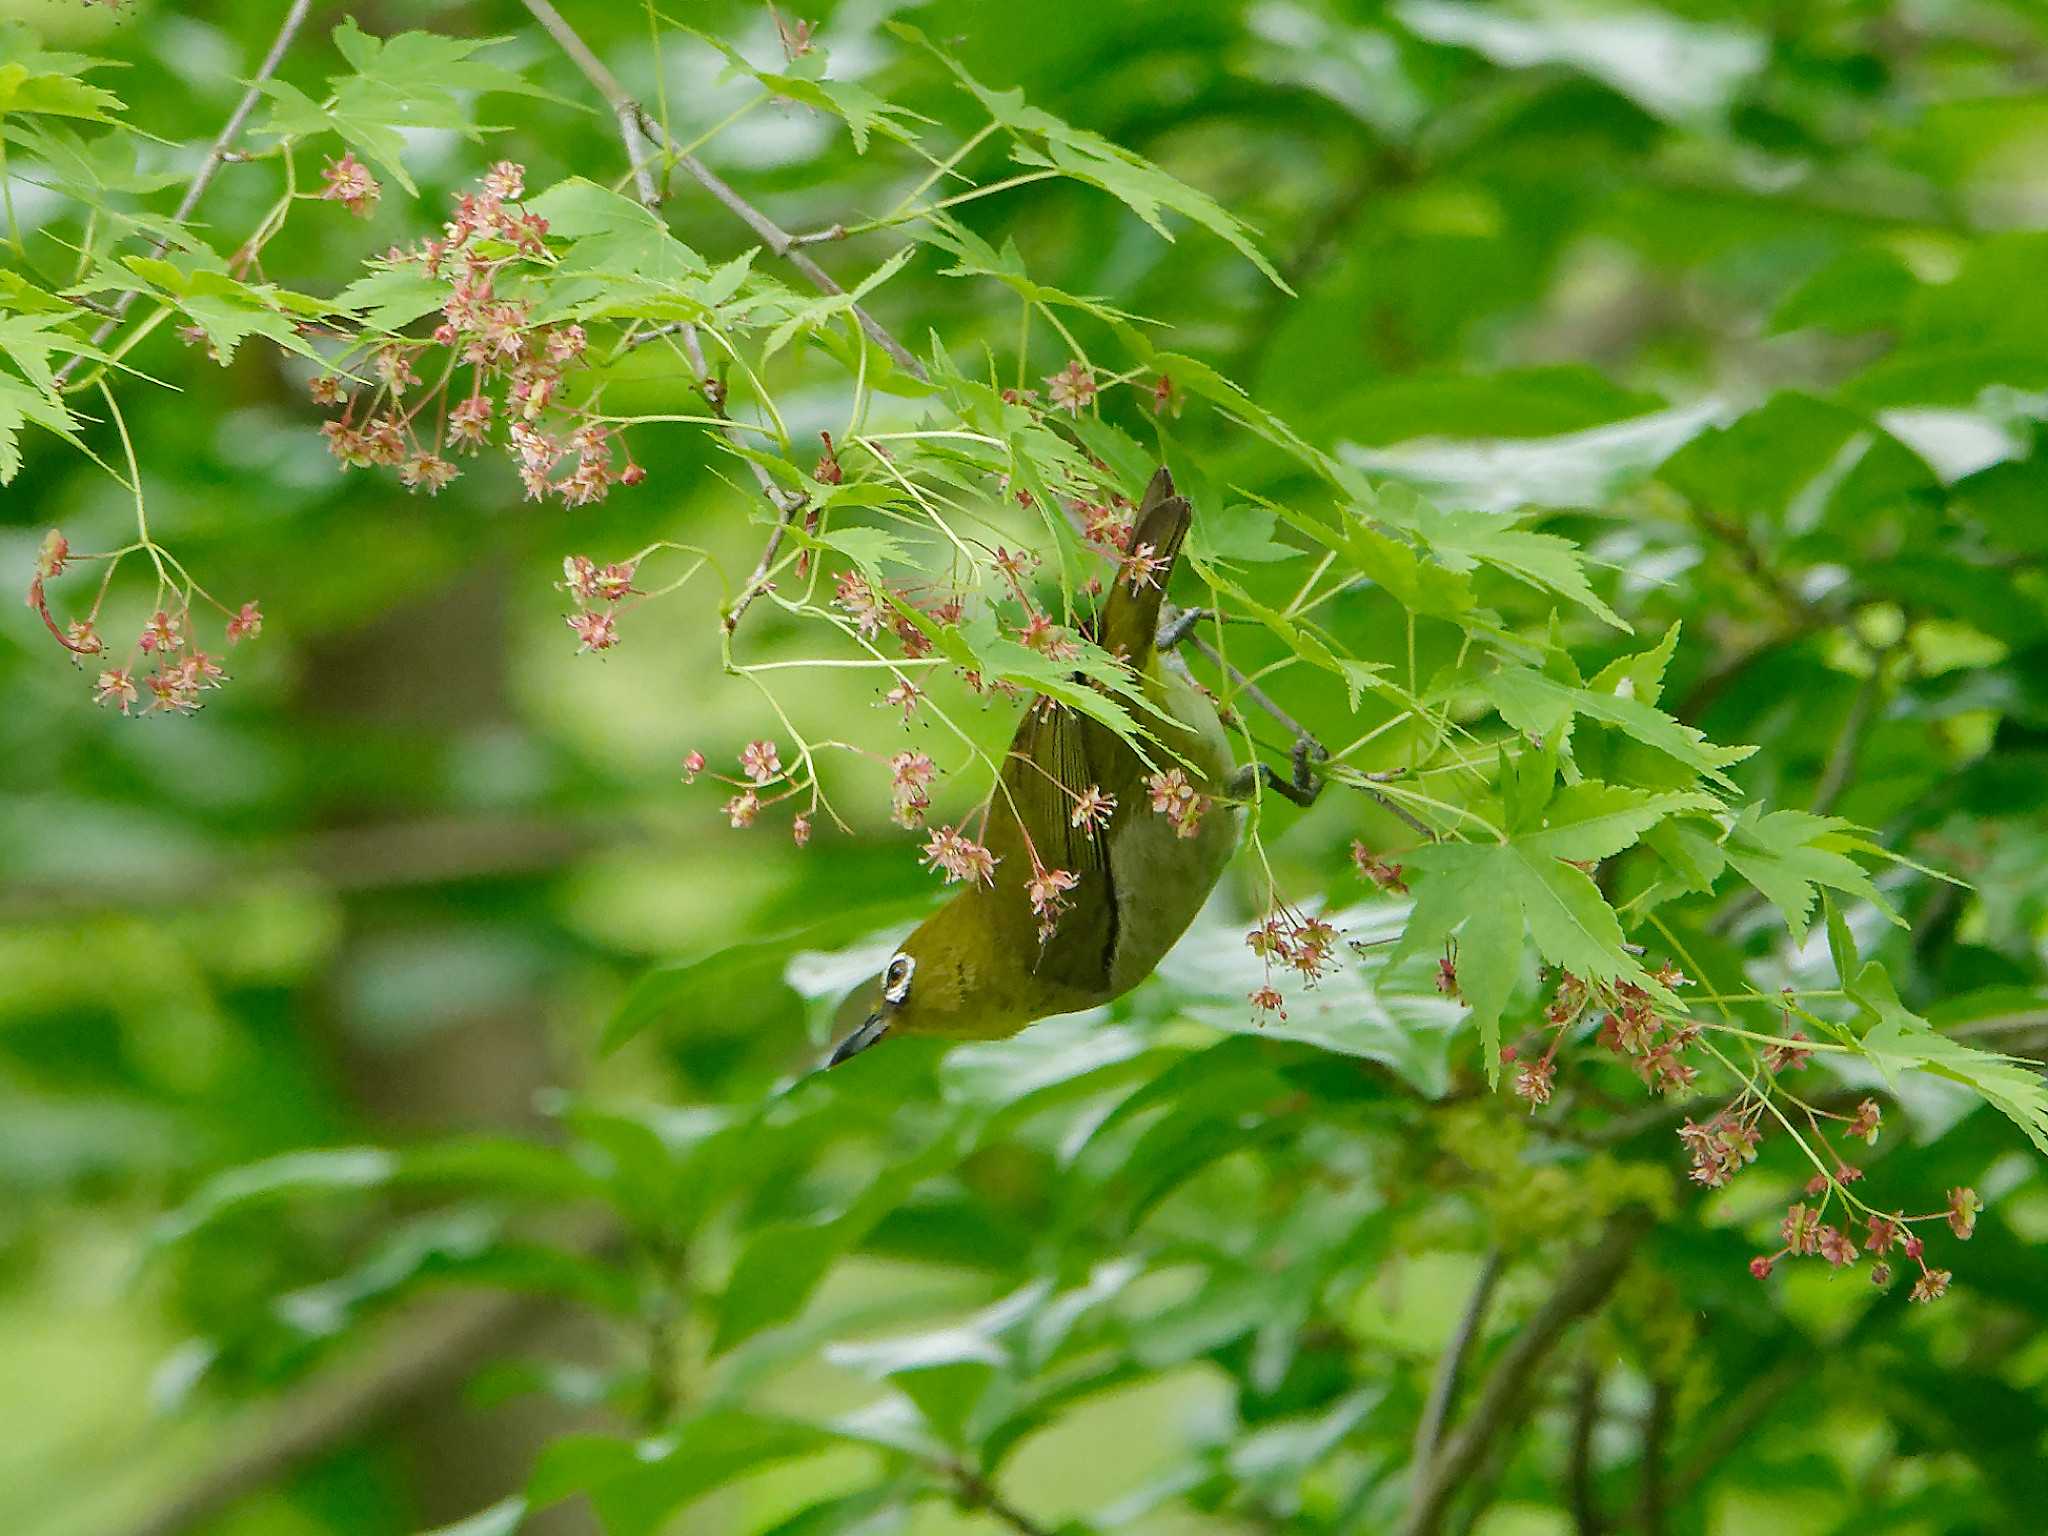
881,470,1239,1042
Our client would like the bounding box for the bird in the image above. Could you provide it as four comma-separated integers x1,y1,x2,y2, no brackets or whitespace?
828,466,1320,1066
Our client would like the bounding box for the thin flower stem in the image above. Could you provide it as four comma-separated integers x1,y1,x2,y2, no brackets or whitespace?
665,93,767,165
1686,988,1845,1005
594,412,777,434
95,382,170,591
1283,549,1337,616
740,656,951,673
1034,302,1089,370
637,557,711,602
879,121,996,224
842,311,871,442
837,169,1065,239
1698,1022,1852,1053
863,429,1006,448
851,438,980,566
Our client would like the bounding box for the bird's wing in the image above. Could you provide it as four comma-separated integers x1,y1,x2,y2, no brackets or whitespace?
997,698,1121,992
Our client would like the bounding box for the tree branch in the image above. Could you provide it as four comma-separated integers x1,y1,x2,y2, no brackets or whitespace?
1638,1375,1672,1536
1809,658,1887,817
1412,1248,1504,1477
519,0,928,382
0,812,614,923
107,1216,621,1536
1568,1354,1605,1536
1625,1356,1807,1528
1183,631,1436,839
599,76,807,633
54,0,315,390
947,1464,1052,1536
1401,1209,1649,1536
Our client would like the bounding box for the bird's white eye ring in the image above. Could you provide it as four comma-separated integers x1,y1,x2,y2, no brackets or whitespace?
883,953,915,1004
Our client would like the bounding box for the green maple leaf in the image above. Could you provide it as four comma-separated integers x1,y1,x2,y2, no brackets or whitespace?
1376,483,1628,630
1724,807,1898,941
1485,657,1753,790
895,24,1289,292
256,20,562,196
1398,779,1711,1081
1827,901,2048,1157
679,26,933,153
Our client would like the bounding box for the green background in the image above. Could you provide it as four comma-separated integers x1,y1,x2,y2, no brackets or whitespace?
4,2,2048,1534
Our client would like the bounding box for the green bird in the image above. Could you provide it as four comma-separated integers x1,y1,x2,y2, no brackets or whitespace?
829,467,1319,1066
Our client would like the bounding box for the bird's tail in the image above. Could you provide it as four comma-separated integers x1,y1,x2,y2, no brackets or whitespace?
1096,466,1190,665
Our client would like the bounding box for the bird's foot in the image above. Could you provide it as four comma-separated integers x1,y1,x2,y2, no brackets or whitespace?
1228,736,1329,808
1155,604,1208,652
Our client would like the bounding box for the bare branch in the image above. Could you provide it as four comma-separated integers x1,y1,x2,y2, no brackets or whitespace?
1402,1208,1650,1536
55,0,315,390
615,100,665,208
519,0,928,382
1412,1248,1504,1476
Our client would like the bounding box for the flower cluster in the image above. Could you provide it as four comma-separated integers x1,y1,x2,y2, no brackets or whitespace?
26,529,261,717
1751,1184,1978,1303
311,163,645,506
1145,768,1211,839
888,751,937,827
1243,910,1343,1022
1118,541,1169,594
1026,864,1080,941
1247,911,1339,984
1045,360,1097,414
921,825,999,886
1493,962,1978,1301
1592,972,1701,1096
560,554,638,653
1352,840,1409,894
680,740,814,845
318,151,380,218
676,423,1191,911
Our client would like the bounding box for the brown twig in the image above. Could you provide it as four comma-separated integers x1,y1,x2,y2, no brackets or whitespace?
519,0,928,383
1401,1209,1649,1536
54,0,316,391
615,99,665,208
1412,1248,1504,1477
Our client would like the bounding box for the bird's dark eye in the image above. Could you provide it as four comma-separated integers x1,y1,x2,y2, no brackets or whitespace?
883,953,915,1004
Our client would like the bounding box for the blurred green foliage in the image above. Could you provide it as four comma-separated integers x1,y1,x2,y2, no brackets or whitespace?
5,3,2048,1536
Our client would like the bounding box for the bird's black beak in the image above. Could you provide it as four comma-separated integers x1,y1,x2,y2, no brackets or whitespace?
827,1012,889,1068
